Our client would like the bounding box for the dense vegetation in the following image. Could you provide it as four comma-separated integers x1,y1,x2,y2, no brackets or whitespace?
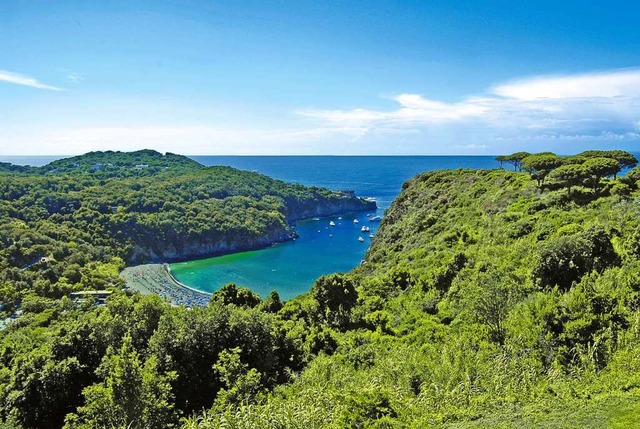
184,150,640,427
0,150,373,313
2,149,640,428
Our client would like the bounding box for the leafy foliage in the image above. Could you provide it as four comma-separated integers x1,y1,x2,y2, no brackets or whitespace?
2,150,640,428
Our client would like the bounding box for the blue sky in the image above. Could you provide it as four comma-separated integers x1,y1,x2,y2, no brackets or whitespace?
1,0,640,155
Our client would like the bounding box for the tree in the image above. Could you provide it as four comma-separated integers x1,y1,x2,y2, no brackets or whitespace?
548,164,588,194
610,182,632,201
65,334,176,429
620,166,640,189
504,151,531,171
532,227,618,291
583,157,621,189
261,290,283,313
472,269,518,344
311,273,358,328
521,153,563,186
212,347,262,406
579,150,638,175
210,283,262,308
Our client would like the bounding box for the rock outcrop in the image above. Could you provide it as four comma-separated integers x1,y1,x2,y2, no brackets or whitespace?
131,191,376,263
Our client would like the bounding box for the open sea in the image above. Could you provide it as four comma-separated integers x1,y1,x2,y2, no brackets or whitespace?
1,155,500,299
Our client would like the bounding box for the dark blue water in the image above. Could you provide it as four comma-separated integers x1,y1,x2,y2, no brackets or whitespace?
191,156,499,211
170,156,499,299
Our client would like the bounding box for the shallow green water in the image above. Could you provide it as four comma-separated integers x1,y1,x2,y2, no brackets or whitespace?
170,213,380,300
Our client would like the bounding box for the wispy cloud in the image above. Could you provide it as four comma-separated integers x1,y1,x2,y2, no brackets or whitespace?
66,72,83,83
0,70,64,91
297,68,640,147
492,69,640,100
34,125,382,156
456,143,488,150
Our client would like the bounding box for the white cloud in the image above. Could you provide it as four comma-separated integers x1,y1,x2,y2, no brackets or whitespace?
456,143,488,150
297,93,488,125
492,69,640,100
296,67,640,149
505,131,640,142
66,72,83,83
0,70,64,91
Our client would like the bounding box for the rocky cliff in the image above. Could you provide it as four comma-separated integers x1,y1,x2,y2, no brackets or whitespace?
130,190,376,263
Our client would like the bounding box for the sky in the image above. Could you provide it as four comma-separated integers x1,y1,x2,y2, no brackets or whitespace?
1,0,640,156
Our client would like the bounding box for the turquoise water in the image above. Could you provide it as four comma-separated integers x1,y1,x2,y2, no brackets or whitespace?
170,156,500,299
171,213,381,299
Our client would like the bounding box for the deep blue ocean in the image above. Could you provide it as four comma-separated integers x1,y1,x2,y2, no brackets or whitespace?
0,155,500,299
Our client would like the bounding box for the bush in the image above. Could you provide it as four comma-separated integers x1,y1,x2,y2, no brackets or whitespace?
532,227,618,290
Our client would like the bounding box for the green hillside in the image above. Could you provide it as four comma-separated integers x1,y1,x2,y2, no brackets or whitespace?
188,153,640,428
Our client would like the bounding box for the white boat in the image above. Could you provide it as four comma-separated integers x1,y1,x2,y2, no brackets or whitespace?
361,226,370,232
329,221,336,226
313,217,320,221
358,236,364,242
338,216,342,220
369,234,375,239
369,216,382,222
353,219,359,224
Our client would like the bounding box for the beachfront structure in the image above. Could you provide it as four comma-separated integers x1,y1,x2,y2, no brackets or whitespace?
70,290,113,305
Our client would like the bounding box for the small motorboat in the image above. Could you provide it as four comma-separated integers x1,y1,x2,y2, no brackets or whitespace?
369,216,382,222
369,234,375,239
361,226,370,232
329,221,336,226
353,219,359,224
358,236,364,242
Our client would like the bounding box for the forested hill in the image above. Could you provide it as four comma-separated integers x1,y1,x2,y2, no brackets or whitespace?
41,149,202,177
190,154,640,427
0,150,374,305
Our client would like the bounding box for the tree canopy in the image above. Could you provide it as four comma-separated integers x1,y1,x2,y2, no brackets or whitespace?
2,150,640,428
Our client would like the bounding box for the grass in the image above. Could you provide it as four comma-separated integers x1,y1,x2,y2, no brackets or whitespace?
446,390,640,428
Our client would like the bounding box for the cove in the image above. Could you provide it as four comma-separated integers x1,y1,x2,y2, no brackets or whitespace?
169,156,502,299
170,211,381,300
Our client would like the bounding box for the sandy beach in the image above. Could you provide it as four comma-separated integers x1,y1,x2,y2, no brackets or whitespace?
120,263,211,307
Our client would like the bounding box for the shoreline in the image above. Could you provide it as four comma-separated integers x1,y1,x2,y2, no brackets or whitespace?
162,263,213,296
120,263,211,307
120,209,377,306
